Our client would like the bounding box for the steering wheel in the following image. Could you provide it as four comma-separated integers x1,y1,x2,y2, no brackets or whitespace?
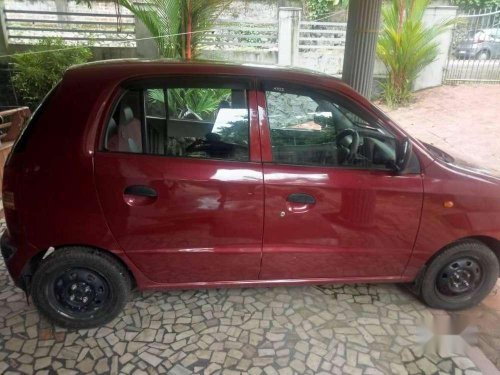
336,129,360,165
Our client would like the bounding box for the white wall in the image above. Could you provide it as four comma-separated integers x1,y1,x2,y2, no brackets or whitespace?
413,6,458,90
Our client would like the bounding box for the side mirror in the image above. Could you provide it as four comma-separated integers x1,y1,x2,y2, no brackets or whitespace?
387,137,412,174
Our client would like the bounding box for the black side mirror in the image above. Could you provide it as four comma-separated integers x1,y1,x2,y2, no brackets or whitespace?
387,137,412,173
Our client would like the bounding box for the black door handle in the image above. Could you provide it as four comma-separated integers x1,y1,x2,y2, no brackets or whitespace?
287,193,316,204
124,185,157,198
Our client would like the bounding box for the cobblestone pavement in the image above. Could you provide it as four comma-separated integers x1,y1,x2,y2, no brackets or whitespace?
1,252,495,375
1,85,500,374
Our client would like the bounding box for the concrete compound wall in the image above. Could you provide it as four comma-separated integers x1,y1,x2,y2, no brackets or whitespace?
413,6,458,90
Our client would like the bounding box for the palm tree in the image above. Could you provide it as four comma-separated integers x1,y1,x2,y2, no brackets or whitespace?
377,0,455,106
118,0,231,59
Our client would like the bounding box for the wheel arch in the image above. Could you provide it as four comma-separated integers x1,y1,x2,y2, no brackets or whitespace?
425,235,500,267
408,235,500,294
23,244,137,291
476,48,491,58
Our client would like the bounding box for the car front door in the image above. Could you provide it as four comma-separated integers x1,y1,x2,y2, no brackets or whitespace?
94,77,264,284
258,83,423,280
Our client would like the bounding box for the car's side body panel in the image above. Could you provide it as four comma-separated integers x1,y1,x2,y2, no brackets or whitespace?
260,164,423,279
94,153,265,284
10,72,122,254
404,160,500,279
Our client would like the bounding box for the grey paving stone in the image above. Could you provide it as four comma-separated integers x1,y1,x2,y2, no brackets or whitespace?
167,364,191,375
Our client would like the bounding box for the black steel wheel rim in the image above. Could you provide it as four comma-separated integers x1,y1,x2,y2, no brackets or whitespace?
436,257,483,298
48,267,111,318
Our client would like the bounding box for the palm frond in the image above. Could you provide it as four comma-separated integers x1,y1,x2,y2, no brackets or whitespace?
117,0,231,59
377,0,456,106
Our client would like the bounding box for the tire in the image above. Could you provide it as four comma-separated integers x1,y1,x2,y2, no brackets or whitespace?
420,240,499,310
31,247,131,329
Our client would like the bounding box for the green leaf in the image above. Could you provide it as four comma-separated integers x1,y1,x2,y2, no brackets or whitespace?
377,0,456,106
10,38,92,108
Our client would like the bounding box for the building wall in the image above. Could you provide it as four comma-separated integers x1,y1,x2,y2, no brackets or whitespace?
220,0,279,22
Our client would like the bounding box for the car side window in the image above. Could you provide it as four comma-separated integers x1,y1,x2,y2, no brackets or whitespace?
105,85,250,161
265,89,397,169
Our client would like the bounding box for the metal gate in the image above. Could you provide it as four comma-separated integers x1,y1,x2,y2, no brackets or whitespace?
444,7,500,84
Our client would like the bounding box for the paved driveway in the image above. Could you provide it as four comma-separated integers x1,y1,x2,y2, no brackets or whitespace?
1,85,500,374
379,85,500,174
0,255,496,375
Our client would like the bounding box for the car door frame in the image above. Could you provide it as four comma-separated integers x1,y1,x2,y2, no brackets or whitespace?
92,73,267,286
255,79,425,282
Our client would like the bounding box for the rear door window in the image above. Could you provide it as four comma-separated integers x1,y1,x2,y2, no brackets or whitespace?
104,81,250,162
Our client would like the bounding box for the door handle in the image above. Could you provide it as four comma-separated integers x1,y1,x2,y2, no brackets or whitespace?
287,193,316,204
124,185,157,198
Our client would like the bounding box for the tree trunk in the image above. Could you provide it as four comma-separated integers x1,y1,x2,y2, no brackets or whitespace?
186,0,192,59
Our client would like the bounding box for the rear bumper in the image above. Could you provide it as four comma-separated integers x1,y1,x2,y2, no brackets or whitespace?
1,231,27,290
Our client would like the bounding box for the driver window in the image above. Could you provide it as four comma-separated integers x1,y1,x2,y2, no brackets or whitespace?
105,86,249,162
265,89,397,169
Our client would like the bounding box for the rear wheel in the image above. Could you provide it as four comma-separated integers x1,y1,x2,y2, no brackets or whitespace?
31,247,131,329
420,240,499,310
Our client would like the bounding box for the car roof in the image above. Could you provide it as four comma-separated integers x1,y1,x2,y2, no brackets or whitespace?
62,59,372,112
65,58,354,92
68,58,334,77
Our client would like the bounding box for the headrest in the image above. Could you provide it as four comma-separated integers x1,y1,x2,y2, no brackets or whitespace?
119,106,134,125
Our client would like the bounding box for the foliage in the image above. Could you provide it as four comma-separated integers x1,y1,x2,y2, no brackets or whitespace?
305,0,347,20
377,0,455,107
11,38,92,109
148,88,230,121
450,0,500,10
117,0,231,59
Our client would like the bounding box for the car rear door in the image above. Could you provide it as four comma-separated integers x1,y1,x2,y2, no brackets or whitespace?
257,83,423,280
93,76,264,284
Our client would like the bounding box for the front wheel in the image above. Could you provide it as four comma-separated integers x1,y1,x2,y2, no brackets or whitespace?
31,247,131,329
420,240,499,310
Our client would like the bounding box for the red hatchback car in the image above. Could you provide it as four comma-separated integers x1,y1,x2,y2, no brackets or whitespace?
2,60,499,328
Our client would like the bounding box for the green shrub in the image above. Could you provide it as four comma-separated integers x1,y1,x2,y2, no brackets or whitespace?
305,0,347,19
11,38,92,108
377,0,454,107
